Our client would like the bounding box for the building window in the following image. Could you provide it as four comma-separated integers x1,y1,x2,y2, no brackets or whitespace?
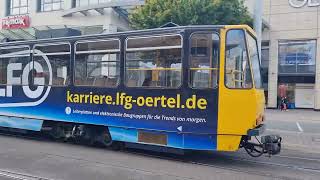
73,0,110,7
261,46,269,89
40,0,64,12
8,0,30,15
278,40,316,75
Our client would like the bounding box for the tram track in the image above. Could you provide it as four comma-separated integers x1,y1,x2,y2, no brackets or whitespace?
0,169,52,180
122,149,320,179
0,130,319,180
277,154,320,162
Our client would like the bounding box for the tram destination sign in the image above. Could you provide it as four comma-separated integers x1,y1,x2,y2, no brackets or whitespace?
2,15,30,29
289,0,320,8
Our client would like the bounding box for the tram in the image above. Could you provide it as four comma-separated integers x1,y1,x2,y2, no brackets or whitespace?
0,25,281,157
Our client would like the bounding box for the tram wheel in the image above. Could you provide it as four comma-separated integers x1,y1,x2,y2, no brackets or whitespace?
111,141,125,151
91,127,113,147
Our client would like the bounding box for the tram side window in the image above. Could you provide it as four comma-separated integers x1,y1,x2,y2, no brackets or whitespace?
125,35,182,88
190,33,219,89
225,30,252,89
75,39,120,87
33,43,71,86
0,46,31,85
247,33,263,89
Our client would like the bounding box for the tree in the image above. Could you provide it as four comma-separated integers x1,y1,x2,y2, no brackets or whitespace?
129,0,253,30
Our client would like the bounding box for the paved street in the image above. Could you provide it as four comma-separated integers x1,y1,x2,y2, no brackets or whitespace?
265,109,320,153
0,109,319,180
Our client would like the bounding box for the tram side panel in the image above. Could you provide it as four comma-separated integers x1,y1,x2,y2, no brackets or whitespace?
0,84,220,151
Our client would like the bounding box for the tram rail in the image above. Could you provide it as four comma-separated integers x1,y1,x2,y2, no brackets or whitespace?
0,169,52,180
0,129,318,180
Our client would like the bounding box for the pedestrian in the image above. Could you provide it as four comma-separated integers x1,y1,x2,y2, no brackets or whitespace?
278,84,288,111
280,96,288,111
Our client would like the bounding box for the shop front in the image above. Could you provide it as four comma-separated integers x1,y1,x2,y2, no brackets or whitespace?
277,40,316,109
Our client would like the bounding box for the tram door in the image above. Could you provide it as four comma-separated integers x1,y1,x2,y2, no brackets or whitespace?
189,32,220,137
218,29,257,138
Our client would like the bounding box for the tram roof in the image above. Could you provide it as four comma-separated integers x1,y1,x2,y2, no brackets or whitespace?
0,25,254,47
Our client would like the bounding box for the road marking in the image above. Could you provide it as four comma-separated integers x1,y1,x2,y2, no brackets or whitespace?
312,137,320,142
266,128,300,134
296,122,304,132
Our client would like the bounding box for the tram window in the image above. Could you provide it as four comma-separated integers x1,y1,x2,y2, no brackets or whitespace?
125,35,182,88
247,33,263,89
225,30,253,89
0,46,31,85
189,33,219,89
33,43,71,86
75,39,120,87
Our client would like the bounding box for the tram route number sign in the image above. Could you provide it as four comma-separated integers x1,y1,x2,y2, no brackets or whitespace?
2,15,30,29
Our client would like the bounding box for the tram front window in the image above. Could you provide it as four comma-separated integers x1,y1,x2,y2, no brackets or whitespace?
247,33,263,89
225,30,253,89
125,35,182,88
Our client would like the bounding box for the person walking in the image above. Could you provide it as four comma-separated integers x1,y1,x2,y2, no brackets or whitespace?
278,84,288,111
280,96,288,111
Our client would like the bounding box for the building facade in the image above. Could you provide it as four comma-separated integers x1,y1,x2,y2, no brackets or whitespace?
245,0,320,110
0,0,144,39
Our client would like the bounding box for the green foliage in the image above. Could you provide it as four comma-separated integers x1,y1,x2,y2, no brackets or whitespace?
129,0,253,29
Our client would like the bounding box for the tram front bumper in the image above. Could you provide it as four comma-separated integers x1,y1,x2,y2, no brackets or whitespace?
247,124,266,136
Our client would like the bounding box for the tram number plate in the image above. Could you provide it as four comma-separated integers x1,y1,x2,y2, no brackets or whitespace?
138,131,167,145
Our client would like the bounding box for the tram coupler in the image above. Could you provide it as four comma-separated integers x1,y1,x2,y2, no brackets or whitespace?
242,134,282,157
261,135,282,156
243,125,282,157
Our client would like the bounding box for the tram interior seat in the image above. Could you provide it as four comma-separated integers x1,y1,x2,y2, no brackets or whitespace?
93,76,118,87
105,78,118,86
127,79,138,87
53,77,66,86
85,77,95,86
74,76,119,87
93,77,106,86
